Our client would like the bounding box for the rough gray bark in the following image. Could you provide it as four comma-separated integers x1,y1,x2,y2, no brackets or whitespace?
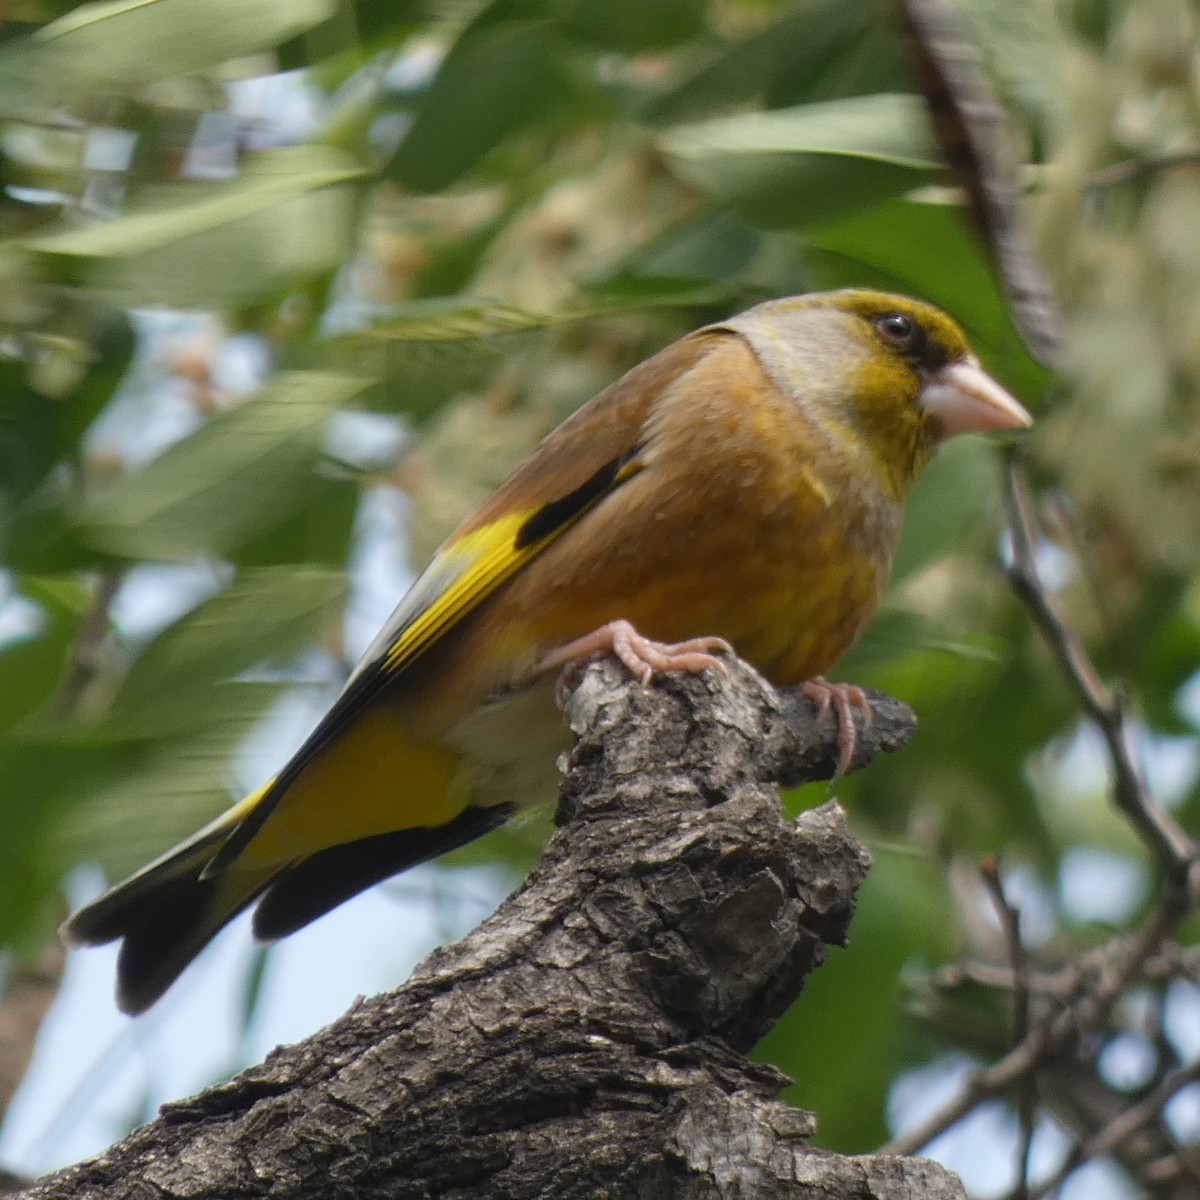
26,658,965,1200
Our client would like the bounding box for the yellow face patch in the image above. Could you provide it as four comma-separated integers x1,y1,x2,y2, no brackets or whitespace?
826,289,971,364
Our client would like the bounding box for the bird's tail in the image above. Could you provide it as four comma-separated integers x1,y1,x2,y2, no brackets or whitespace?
60,789,274,1015
61,787,519,1015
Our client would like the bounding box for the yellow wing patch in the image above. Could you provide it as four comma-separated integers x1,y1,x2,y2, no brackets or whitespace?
204,455,642,878
381,457,643,676
382,512,549,673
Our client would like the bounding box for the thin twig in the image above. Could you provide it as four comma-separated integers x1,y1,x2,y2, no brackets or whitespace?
883,886,1191,1157
1027,1061,1200,1199
51,568,123,718
1086,150,1200,194
929,933,1200,998
1040,491,1121,674
889,461,1199,1173
1002,455,1196,887
981,858,1035,1200
1146,1122,1200,1188
1153,1108,1200,1187
930,959,1076,1000
882,1025,1051,1157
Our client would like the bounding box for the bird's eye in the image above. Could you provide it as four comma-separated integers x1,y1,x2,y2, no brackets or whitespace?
876,311,918,347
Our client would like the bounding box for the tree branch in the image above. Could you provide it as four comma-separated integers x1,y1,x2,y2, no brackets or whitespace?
23,657,962,1200
1002,455,1197,888
886,461,1200,1185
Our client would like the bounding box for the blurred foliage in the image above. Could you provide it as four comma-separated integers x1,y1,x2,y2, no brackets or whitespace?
0,0,1197,1190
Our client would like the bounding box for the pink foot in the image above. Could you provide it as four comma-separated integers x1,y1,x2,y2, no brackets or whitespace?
540,619,731,687
801,676,873,783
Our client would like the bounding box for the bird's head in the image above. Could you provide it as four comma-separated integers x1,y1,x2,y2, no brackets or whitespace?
722,289,1032,499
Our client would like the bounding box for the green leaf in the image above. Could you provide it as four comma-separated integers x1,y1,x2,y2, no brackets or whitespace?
51,303,138,453
645,0,904,126
78,371,372,561
229,467,360,569
558,0,707,52
661,93,940,230
368,336,506,425
16,0,335,90
764,0,908,109
50,681,283,879
962,0,1062,131
367,295,570,342
0,576,89,733
620,212,762,283
6,0,89,24
366,281,726,344
386,19,572,192
277,0,431,71
0,361,61,507
0,742,78,942
890,436,1002,586
856,616,1066,859
643,11,812,125
355,283,727,421
26,146,367,308
582,275,728,313
111,565,347,733
0,304,135,539
3,485,102,574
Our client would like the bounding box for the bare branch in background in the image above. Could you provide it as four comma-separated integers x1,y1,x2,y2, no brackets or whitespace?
1085,150,1200,196
888,458,1199,1193
1002,454,1196,889
50,569,123,720
897,0,1061,366
979,859,1034,1200
1028,1061,1200,1199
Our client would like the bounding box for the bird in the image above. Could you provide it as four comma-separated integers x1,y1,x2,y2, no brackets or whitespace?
62,288,1033,1014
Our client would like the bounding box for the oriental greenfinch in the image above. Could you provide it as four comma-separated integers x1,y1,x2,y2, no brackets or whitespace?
63,289,1032,1013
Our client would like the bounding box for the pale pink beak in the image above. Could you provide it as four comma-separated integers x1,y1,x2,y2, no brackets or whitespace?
920,355,1033,438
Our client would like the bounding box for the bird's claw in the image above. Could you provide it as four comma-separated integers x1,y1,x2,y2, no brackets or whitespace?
542,619,732,695
801,676,872,784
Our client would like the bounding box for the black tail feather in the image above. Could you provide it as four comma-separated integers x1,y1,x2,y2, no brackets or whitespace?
62,823,230,948
115,872,267,1015
63,802,518,1013
252,803,515,942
